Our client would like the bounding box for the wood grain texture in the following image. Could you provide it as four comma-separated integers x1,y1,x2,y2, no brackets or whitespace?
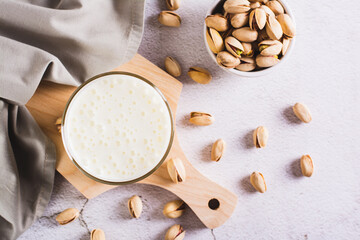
26,54,237,229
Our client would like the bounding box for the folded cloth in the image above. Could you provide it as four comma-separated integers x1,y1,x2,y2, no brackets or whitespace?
0,0,145,239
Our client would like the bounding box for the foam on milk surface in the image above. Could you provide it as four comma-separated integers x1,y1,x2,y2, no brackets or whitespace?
64,74,172,182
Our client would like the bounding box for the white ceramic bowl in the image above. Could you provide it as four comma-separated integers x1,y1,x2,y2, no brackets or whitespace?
204,0,296,77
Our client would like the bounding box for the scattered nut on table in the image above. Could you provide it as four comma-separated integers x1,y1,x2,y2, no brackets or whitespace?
300,155,314,177
187,67,212,84
253,126,269,148
211,138,226,162
163,200,185,218
165,56,181,77
165,224,186,240
189,112,214,126
167,158,186,183
166,0,180,11
128,195,143,218
158,11,181,27
91,229,106,240
293,103,312,123
55,208,79,225
250,171,267,193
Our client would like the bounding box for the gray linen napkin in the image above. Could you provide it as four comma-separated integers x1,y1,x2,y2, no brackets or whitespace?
0,0,145,239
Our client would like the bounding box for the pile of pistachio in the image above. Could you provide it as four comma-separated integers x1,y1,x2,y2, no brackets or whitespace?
205,0,295,71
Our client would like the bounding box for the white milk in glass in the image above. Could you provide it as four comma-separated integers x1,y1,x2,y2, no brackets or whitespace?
63,74,172,182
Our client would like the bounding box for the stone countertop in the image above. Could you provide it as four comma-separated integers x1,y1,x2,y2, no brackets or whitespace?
18,0,360,239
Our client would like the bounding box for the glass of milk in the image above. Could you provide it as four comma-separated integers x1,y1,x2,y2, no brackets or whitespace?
61,72,174,184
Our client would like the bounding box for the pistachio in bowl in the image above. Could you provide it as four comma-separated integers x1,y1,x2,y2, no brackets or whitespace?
204,0,296,77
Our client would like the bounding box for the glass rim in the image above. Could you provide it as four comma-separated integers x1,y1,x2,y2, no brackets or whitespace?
61,71,174,185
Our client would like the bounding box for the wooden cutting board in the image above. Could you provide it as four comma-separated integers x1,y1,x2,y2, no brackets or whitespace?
26,54,237,229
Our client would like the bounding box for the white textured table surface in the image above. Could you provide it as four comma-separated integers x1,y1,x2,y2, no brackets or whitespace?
19,0,360,239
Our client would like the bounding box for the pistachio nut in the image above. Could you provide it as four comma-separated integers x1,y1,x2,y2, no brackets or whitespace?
225,36,244,57
282,37,291,55
55,117,62,133
258,39,282,56
205,15,229,32
158,11,181,27
188,67,212,84
260,5,275,17
300,155,314,177
91,229,106,240
242,42,253,56
165,224,186,240
276,13,295,38
250,171,267,193
256,54,279,67
167,158,186,183
128,195,143,218
216,51,241,68
163,200,185,218
266,15,283,40
166,0,180,11
235,57,256,71
189,112,214,126
211,138,226,162
223,0,251,14
232,27,258,42
249,8,266,30
230,13,249,28
293,103,312,123
206,28,224,54
253,126,268,148
250,1,261,9
56,208,79,225
165,56,181,77
266,0,284,15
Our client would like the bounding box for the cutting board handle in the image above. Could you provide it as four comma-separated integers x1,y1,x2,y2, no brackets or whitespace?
140,135,237,229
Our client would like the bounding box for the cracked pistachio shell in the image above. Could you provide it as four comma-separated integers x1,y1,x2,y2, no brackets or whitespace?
282,37,291,55
242,42,253,56
276,13,295,38
256,55,279,67
211,139,226,162
253,126,269,148
249,8,266,30
205,15,229,32
300,155,314,177
224,0,251,14
91,229,105,240
206,28,224,54
250,172,267,193
128,195,143,218
163,200,185,218
260,5,275,17
235,57,256,71
165,224,186,240
259,39,282,56
293,103,312,123
188,67,212,84
56,208,79,225
158,11,181,27
189,112,214,126
167,158,186,183
166,0,180,11
230,13,249,28
165,56,181,77
266,15,283,40
232,27,258,42
225,36,244,57
266,0,284,15
250,1,261,9
216,51,241,68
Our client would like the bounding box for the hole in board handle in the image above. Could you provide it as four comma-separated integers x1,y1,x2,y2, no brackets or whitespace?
208,198,220,210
